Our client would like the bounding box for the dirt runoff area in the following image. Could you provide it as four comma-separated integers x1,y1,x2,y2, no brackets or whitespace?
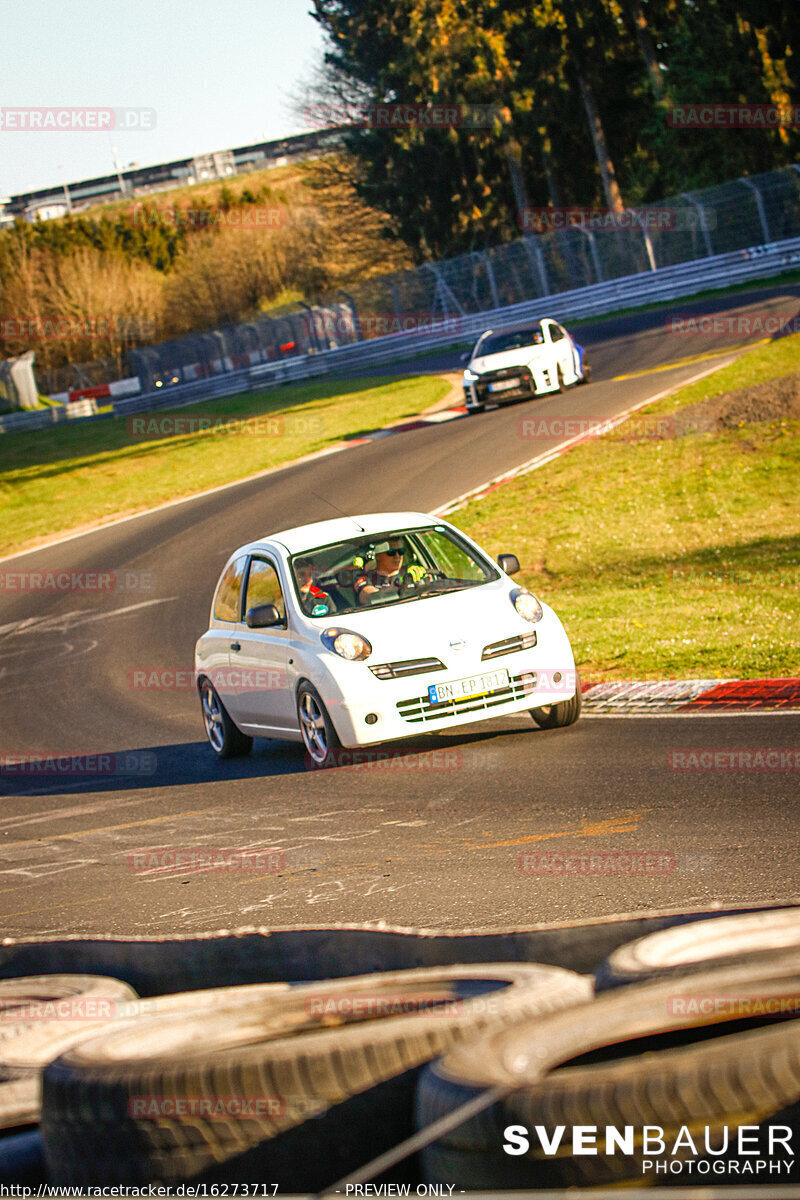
665,371,800,438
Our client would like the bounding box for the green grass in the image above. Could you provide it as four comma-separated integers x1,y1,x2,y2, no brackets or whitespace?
452,335,800,680
0,375,450,557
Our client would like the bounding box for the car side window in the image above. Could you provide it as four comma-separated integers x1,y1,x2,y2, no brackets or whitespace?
213,555,248,622
550,325,565,342
244,558,286,623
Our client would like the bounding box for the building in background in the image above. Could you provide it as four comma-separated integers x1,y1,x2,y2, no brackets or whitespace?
3,128,345,220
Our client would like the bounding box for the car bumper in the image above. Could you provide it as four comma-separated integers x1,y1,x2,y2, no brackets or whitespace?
464,367,558,408
309,625,577,747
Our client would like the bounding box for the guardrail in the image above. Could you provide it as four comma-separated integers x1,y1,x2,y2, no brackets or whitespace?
2,236,799,435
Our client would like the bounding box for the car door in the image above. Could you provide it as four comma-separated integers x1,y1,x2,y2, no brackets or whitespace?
225,555,295,732
549,322,577,379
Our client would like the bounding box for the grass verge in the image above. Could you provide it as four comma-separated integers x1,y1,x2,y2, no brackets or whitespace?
452,335,800,680
0,375,450,558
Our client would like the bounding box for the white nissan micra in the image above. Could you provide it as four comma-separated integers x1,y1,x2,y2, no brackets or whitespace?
195,512,581,764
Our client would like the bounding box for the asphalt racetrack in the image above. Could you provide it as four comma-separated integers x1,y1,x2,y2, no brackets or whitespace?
1,288,798,938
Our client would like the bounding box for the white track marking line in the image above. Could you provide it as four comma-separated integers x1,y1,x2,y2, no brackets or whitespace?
434,358,739,516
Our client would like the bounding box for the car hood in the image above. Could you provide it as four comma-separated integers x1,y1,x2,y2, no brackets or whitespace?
469,347,546,374
314,579,533,662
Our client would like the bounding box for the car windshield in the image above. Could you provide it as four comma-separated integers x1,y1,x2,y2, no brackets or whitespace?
476,327,544,356
289,526,499,616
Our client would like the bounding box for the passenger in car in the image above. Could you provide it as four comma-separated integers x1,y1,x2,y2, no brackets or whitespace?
295,557,334,615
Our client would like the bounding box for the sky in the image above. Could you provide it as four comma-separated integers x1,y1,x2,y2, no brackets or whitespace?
0,0,328,197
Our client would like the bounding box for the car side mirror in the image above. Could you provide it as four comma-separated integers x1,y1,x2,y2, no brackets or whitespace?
460,352,470,363
497,553,520,576
246,603,283,628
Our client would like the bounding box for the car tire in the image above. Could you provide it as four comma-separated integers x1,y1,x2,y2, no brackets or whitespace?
595,906,800,991
0,975,138,1048
466,404,484,416
40,963,592,1188
530,675,582,729
581,361,592,384
199,678,252,759
415,950,800,1189
296,681,341,766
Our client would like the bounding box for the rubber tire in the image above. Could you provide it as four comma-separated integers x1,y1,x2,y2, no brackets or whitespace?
581,361,592,384
596,906,800,991
41,963,592,1187
199,678,252,759
0,980,292,1079
466,404,485,416
297,680,341,767
419,1020,800,1188
0,976,138,1047
530,675,582,729
415,948,800,1189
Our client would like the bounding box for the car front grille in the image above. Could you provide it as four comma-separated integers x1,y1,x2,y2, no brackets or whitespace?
397,671,537,723
481,631,536,660
369,657,446,681
472,365,535,404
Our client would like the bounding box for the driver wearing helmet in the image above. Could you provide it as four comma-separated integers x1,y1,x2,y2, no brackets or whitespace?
354,538,425,605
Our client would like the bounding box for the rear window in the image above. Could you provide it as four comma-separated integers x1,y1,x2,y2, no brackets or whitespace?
213,555,247,622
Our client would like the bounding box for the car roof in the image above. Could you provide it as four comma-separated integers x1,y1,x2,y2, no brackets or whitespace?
259,512,439,555
478,320,553,339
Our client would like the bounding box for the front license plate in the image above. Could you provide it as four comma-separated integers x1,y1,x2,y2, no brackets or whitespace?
488,378,519,393
428,668,510,705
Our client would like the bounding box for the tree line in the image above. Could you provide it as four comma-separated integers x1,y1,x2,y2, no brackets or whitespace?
309,0,799,258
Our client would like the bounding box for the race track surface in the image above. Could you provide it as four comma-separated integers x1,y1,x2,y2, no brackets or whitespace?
1,288,798,937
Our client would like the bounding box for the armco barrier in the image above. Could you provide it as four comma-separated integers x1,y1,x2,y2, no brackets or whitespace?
2,235,799,434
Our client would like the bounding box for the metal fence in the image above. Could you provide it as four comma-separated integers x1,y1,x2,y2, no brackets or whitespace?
15,162,800,405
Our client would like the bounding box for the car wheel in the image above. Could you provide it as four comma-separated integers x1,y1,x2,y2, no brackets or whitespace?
297,682,340,766
200,678,252,759
466,403,484,416
530,675,582,728
581,361,592,384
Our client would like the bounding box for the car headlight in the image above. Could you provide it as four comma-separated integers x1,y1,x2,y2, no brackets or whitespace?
511,588,543,624
463,368,479,382
321,628,372,661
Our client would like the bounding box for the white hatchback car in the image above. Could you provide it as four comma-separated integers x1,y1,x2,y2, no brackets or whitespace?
462,319,590,414
195,512,581,764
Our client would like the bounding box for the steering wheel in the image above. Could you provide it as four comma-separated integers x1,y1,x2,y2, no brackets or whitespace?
397,569,448,595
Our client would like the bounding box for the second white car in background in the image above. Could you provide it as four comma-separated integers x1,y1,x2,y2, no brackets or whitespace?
462,319,590,414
